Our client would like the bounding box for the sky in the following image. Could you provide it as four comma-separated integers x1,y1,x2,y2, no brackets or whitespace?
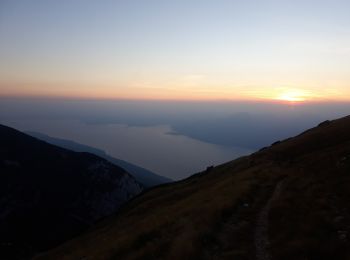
1,0,350,101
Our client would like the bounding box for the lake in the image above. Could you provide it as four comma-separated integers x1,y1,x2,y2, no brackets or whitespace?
2,118,251,180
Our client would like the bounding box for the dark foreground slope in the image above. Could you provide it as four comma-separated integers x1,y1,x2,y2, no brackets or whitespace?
38,116,350,260
27,131,172,188
0,125,142,260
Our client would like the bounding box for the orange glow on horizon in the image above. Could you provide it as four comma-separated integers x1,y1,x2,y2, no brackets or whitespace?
1,81,349,103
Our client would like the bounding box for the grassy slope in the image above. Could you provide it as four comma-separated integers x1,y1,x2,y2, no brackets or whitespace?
36,116,350,260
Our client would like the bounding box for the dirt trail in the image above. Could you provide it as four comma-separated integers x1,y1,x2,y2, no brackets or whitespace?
254,181,284,260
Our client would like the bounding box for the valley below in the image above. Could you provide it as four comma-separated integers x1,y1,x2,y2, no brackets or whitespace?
28,115,350,259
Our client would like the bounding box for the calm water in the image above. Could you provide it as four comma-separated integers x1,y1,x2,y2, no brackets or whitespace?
2,118,251,180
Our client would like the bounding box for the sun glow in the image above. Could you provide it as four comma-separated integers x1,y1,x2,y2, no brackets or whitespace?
275,89,311,102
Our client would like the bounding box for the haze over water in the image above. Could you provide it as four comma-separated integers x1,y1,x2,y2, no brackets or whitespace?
1,98,350,179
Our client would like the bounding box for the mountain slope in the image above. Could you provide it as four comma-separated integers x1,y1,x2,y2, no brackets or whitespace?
37,115,350,260
0,124,142,260
27,132,172,188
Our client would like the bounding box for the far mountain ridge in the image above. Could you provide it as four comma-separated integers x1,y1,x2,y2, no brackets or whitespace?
0,124,143,260
26,131,172,188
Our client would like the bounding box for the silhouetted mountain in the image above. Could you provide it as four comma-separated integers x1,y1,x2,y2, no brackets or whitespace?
0,124,142,260
37,115,350,260
27,132,172,188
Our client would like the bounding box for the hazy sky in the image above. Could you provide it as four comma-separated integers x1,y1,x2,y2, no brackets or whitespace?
1,0,350,101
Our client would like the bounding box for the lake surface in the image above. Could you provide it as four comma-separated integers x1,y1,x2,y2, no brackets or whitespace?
2,118,251,180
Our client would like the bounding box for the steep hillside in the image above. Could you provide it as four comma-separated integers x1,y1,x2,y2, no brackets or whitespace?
37,115,350,260
27,132,172,188
0,125,142,260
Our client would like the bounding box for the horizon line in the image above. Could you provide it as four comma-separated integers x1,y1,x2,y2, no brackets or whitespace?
1,94,349,105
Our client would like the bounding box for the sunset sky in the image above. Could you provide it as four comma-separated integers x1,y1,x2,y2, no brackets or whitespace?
1,0,350,101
